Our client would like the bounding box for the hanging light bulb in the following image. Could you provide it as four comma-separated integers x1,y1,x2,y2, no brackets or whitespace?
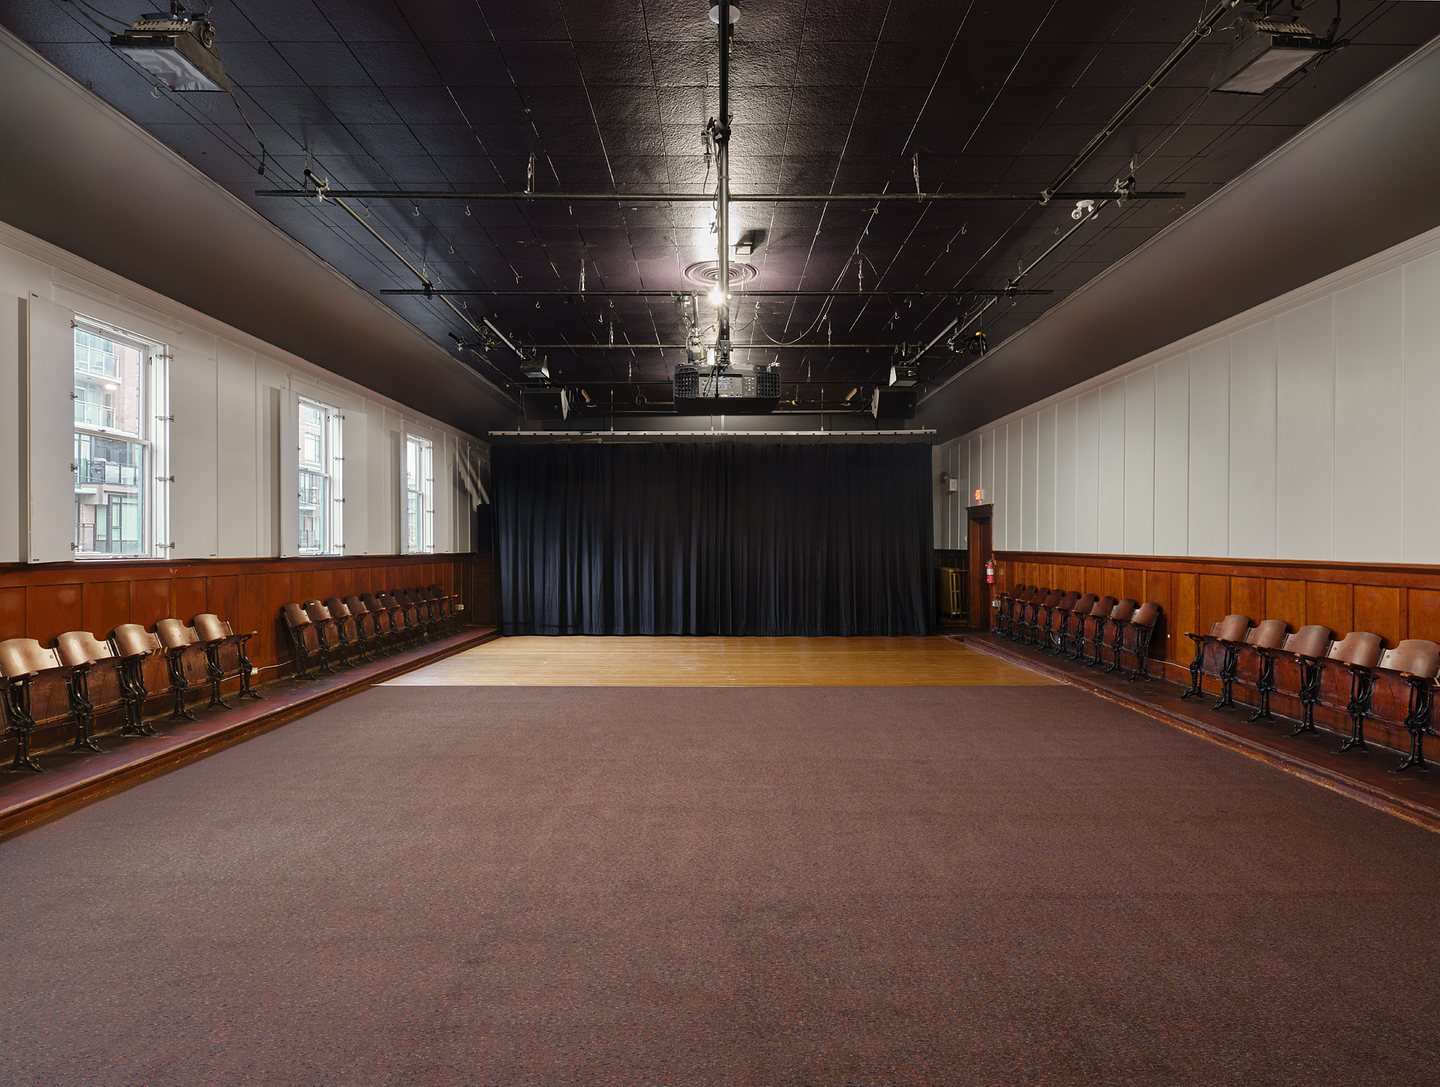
708,286,724,306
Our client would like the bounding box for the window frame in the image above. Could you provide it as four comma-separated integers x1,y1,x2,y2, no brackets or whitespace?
403,432,435,555
70,318,169,560
296,396,345,557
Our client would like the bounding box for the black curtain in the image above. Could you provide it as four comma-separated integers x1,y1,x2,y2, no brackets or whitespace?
492,442,934,636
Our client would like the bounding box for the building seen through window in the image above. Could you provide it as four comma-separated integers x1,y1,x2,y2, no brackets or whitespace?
73,326,152,556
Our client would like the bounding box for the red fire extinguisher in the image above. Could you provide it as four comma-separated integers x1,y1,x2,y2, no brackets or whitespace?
985,561,996,585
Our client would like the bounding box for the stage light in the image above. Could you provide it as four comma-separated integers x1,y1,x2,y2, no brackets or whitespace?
1211,11,1330,94
708,286,725,307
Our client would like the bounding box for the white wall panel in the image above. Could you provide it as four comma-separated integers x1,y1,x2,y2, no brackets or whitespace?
1006,422,1023,552
24,294,73,563
1228,320,1277,558
216,341,258,558
1037,404,1056,552
1333,269,1403,562
1021,413,1038,550
989,427,1006,549
940,222,1440,566
1098,381,1125,553
1187,340,1229,557
1123,369,1154,555
1153,356,1189,556
1402,251,1440,562
1275,297,1334,560
1075,390,1100,552
0,296,21,562
342,409,369,555
277,387,299,558
1054,397,1077,552
169,335,220,559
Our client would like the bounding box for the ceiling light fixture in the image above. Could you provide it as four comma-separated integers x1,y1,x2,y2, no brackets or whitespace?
1210,9,1333,94
111,3,231,92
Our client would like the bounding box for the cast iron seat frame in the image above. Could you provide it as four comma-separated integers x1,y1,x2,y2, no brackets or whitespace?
1122,602,1163,681
1237,619,1292,723
1100,600,1139,674
111,624,163,735
282,603,319,680
193,614,260,705
154,619,211,719
1181,615,1254,706
54,631,127,754
1279,626,1335,735
1073,596,1117,664
1384,640,1440,774
1325,632,1386,754
0,639,74,773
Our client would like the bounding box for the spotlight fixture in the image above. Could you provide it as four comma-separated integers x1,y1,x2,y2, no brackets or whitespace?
708,286,725,307
1211,9,1332,95
1072,199,1096,221
708,2,741,24
889,364,919,388
110,3,231,92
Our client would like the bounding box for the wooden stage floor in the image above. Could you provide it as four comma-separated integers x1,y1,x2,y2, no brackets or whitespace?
381,635,1054,687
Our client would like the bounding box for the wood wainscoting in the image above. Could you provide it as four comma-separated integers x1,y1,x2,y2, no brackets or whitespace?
995,550,1440,747
0,552,491,683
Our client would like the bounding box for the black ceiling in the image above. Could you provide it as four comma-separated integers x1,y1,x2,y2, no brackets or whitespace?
4,0,1440,425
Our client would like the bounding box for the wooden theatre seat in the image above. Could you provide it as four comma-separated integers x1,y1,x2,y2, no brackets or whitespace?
342,595,383,661
303,600,342,673
1382,640,1440,774
358,593,399,656
154,619,213,720
1181,614,1254,705
55,631,128,753
1119,602,1163,681
1277,625,1335,734
1073,596,1117,664
112,624,164,735
1322,632,1386,754
0,638,74,773
1235,619,1291,723
193,614,260,705
1099,599,1138,674
994,585,1025,635
323,597,363,667
1055,593,1097,657
1040,591,1080,654
1020,589,1057,646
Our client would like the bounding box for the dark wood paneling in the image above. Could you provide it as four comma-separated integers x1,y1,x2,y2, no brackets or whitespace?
28,583,80,643
1267,579,1307,632
131,579,172,630
996,550,1440,685
1407,589,1440,643
1230,577,1265,622
1307,582,1352,638
1197,575,1229,636
1353,585,1403,647
0,554,484,679
0,586,24,641
82,580,130,638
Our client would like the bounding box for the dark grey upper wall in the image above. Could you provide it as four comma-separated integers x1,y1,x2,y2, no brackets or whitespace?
920,35,1440,443
0,27,519,438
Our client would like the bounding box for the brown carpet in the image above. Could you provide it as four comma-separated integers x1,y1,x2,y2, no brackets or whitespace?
1,685,1438,1086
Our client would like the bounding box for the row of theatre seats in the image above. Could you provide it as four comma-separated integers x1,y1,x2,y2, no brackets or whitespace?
280,587,456,680
0,585,456,776
0,615,260,774
1180,615,1438,774
992,586,1163,681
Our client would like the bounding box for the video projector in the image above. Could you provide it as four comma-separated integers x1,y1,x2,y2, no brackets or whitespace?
673,359,780,415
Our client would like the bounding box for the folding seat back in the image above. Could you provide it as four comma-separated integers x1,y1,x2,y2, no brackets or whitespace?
1284,625,1333,660
1100,600,1139,673
1075,595,1118,665
0,638,72,773
343,595,381,659
1213,614,1254,644
324,598,360,665
1329,631,1384,669
56,631,124,752
1245,619,1289,651
1123,602,1163,681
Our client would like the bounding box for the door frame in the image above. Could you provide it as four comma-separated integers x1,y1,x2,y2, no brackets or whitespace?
965,503,993,630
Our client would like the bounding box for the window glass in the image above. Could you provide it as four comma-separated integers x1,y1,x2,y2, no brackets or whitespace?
404,434,434,554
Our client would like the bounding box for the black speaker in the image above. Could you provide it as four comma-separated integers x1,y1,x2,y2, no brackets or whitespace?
522,389,569,421
871,387,916,420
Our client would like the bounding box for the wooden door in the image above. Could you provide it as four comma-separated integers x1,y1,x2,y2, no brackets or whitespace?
966,505,993,630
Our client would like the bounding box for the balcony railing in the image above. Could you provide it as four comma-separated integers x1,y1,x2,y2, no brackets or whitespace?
75,402,117,429
76,459,140,487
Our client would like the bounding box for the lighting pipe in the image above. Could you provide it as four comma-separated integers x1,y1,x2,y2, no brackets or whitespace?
714,0,732,360
256,188,1183,203
381,288,1052,298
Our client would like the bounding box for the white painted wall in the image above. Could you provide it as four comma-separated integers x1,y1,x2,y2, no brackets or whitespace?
935,222,1440,563
0,220,485,564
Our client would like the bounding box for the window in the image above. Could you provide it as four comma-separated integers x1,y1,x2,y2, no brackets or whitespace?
298,398,344,555
404,434,434,554
72,322,166,557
